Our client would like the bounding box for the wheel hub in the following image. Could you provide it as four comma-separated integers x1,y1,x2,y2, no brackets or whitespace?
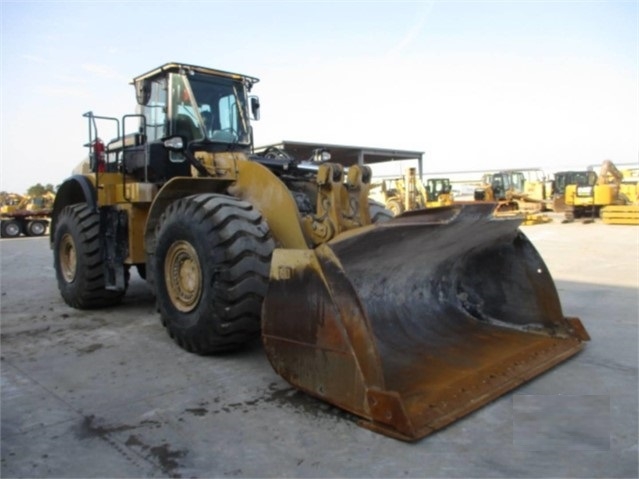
5,222,20,237
59,233,77,282
165,240,202,313
30,221,46,235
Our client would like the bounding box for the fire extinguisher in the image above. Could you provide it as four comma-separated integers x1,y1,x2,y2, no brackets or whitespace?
93,138,105,172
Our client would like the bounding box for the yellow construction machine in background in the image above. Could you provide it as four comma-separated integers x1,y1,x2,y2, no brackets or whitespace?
473,170,552,225
368,167,454,215
601,165,639,224
550,170,596,213
564,160,639,224
424,177,455,207
50,62,589,441
520,168,554,208
0,193,25,215
0,191,55,238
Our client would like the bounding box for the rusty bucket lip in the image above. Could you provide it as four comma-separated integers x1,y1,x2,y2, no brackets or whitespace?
262,201,589,441
262,313,588,442
355,331,586,442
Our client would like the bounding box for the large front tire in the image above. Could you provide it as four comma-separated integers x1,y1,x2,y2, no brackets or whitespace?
53,204,126,308
153,194,274,354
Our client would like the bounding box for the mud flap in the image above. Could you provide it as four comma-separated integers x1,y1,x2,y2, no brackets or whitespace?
261,203,589,441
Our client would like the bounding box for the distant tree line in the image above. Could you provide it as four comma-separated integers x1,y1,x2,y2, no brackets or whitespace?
0,183,57,203
26,183,57,196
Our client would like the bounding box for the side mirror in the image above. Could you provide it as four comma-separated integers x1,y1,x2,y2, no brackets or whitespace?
161,135,209,177
250,96,260,120
162,136,185,151
135,79,152,106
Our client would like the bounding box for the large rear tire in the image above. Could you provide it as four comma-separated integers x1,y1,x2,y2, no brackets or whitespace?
153,194,274,354
53,204,126,308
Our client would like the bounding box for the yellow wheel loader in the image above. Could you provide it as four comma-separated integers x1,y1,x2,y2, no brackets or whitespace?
51,62,589,441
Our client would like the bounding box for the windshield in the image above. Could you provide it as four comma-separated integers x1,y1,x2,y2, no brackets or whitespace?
491,174,511,191
555,171,597,194
428,179,451,196
510,172,525,193
170,72,250,145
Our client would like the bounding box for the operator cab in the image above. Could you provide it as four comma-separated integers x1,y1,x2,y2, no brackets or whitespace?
552,171,597,196
86,63,261,184
480,172,512,200
425,178,451,202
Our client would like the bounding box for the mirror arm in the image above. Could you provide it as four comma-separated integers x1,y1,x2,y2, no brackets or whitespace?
182,148,211,177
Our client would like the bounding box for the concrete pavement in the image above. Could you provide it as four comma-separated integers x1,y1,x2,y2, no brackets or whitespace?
1,216,637,478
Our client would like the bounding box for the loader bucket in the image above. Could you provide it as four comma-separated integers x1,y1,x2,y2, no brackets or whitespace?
261,202,589,441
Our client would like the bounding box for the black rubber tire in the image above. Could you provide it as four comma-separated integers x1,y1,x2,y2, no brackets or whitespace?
26,220,47,237
53,204,126,309
369,200,393,223
1,220,22,238
153,194,274,354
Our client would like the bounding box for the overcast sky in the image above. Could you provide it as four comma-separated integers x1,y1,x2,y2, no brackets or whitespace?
1,1,637,193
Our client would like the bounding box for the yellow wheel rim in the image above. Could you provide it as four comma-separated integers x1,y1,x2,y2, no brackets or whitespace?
59,233,77,282
165,240,202,313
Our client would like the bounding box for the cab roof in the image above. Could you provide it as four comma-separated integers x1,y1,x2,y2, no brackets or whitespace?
131,62,259,87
